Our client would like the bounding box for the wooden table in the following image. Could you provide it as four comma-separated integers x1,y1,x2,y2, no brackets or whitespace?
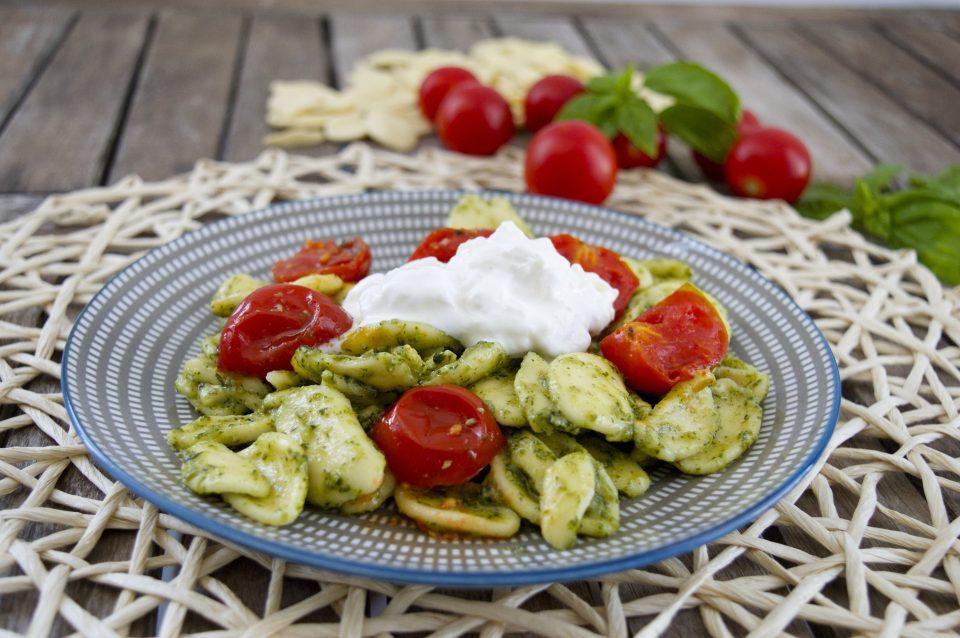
1,3,959,636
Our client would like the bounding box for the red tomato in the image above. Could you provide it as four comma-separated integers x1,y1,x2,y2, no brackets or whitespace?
725,127,812,203
524,121,618,204
435,84,515,156
692,109,762,180
523,74,585,132
219,284,352,378
372,385,504,487
599,284,728,395
409,227,494,263
272,237,371,283
419,66,479,121
550,234,639,316
612,127,667,169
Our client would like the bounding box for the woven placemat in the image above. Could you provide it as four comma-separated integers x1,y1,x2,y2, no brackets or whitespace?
0,143,957,638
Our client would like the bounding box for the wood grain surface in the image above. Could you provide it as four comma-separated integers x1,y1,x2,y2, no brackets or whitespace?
0,5,959,636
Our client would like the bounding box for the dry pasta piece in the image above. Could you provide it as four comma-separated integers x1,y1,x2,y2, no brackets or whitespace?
263,128,325,148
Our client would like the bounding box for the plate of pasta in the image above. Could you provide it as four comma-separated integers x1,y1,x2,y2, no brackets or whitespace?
63,190,839,586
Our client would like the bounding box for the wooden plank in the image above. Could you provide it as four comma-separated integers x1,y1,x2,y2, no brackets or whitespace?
738,23,960,174
802,23,960,147
0,194,44,223
418,15,495,50
653,20,873,185
0,11,149,192
17,0,959,22
579,16,674,70
328,13,417,88
879,25,960,94
0,6,75,131
222,13,328,162
108,11,243,182
492,14,594,58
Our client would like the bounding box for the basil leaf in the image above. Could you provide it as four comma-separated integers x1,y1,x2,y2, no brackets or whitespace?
887,196,960,285
909,165,960,200
597,118,619,139
586,67,631,95
556,94,615,124
644,62,740,124
614,64,635,97
799,163,960,285
615,96,658,155
659,104,737,163
853,180,890,240
861,163,902,192
796,183,852,220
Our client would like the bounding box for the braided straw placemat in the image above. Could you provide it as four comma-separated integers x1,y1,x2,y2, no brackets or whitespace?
0,142,958,637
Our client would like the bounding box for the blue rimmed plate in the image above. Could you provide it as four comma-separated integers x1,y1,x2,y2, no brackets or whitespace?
63,190,839,587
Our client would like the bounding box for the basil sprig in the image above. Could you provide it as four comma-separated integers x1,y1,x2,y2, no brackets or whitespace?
798,165,960,285
557,61,740,162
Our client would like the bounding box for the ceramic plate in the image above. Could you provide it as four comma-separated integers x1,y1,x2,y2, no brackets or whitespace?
63,190,839,587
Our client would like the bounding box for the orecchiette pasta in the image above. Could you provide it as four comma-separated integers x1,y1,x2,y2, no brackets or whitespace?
170,195,769,549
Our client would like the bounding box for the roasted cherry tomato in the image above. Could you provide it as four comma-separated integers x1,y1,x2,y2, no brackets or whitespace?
692,109,762,180
409,227,494,263
418,66,479,121
523,74,585,132
600,283,728,395
612,127,667,169
219,284,352,377
525,121,618,204
272,237,371,283
550,234,639,317
435,84,515,156
725,127,811,203
372,385,504,487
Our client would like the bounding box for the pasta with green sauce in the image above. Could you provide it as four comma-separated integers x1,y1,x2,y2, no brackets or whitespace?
169,195,770,549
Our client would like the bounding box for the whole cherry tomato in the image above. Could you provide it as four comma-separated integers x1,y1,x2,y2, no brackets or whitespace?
409,227,494,262
371,385,504,487
692,109,762,180
524,121,618,204
599,283,728,395
418,66,479,121
435,84,515,156
272,237,371,283
725,127,811,203
523,74,585,132
219,284,352,378
612,127,667,169
550,234,639,316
